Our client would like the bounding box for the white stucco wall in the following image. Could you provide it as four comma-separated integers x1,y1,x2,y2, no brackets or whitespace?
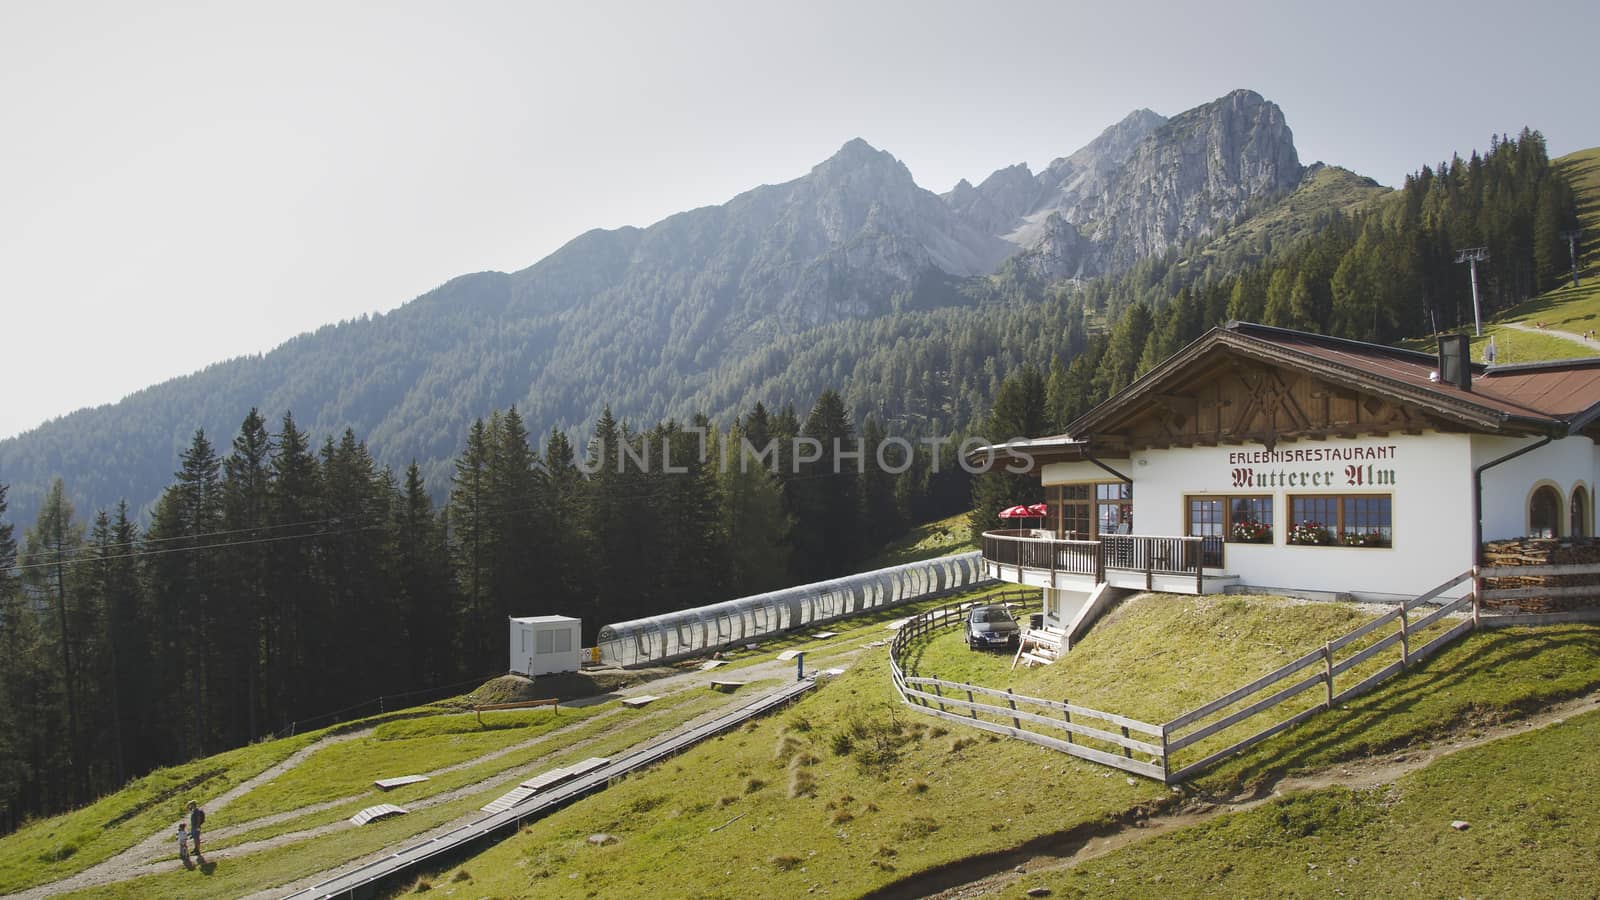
1473,434,1598,540
1032,432,1600,599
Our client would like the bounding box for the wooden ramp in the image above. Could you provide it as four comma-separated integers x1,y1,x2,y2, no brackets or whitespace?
480,786,536,813
621,695,660,708
709,680,747,692
373,775,429,791
350,804,408,825
481,758,613,813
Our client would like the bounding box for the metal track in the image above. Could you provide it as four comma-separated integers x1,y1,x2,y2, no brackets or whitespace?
281,677,817,899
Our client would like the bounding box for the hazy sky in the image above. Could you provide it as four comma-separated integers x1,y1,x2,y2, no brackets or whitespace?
2,0,1596,440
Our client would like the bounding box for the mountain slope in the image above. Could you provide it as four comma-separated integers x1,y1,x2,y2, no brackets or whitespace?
1,90,1317,525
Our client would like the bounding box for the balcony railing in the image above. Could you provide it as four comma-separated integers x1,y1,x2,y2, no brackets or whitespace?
981,530,1225,590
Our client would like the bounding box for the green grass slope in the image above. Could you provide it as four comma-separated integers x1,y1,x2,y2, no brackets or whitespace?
416,598,1600,900
1398,147,1600,364
860,512,976,569
1199,165,1390,266
1012,704,1600,898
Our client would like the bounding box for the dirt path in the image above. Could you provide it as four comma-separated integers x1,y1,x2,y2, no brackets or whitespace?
1500,320,1599,352
876,688,1600,900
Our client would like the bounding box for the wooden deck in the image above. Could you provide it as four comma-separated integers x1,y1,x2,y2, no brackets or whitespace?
981,530,1232,595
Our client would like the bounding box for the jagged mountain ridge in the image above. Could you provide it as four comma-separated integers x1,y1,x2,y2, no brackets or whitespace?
0,88,1316,526
948,89,1303,280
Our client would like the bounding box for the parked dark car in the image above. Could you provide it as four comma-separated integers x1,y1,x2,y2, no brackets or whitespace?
965,605,1020,650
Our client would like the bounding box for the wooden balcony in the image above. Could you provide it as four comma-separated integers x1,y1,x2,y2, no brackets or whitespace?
980,530,1233,595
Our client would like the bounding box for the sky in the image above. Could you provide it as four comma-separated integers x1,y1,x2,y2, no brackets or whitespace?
2,0,1596,440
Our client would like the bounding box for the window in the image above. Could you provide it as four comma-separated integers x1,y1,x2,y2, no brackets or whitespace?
1187,495,1273,543
1097,482,1132,535
1529,485,1561,538
554,628,572,653
1572,486,1589,538
537,629,554,654
521,630,529,653
1289,494,1392,547
1051,484,1092,539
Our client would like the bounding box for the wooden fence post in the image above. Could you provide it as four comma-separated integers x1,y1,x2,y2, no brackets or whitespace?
1121,725,1132,759
1399,604,1410,666
931,680,944,713
1322,642,1334,708
967,688,978,719
1471,566,1482,630
1062,698,1074,744
1160,726,1170,783
1007,688,1020,730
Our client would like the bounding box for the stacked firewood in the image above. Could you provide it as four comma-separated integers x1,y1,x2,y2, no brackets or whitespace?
1480,538,1600,612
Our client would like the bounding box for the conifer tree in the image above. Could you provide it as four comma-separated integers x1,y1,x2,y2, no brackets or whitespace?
222,410,272,741
790,390,858,580
267,413,320,726
22,479,88,801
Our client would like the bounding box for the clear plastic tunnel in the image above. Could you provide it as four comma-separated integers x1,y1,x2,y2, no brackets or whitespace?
595,551,986,667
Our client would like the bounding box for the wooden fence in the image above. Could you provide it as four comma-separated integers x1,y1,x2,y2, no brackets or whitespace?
890,569,1499,783
888,588,1170,781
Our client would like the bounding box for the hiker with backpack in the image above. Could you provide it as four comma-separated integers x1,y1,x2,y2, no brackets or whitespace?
187,800,206,856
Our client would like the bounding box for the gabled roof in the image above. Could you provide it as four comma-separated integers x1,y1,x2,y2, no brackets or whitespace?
1066,321,1589,437
976,322,1600,468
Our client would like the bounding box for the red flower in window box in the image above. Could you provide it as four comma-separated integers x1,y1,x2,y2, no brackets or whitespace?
1288,521,1333,546
1231,519,1272,543
1340,530,1390,548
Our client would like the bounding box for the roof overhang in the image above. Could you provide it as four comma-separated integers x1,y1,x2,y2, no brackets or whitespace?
1065,325,1572,441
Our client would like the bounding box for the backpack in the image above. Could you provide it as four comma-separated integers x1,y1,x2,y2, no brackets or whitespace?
192,807,205,827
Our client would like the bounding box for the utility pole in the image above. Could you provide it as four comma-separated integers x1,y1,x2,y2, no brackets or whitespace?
1456,247,1489,337
1561,229,1583,288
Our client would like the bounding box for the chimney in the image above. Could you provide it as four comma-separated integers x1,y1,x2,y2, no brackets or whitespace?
1437,334,1471,391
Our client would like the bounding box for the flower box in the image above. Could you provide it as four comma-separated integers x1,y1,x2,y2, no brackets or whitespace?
1288,521,1334,546
1230,519,1273,543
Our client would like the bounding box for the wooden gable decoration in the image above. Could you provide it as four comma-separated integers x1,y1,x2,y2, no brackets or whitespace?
1091,353,1449,453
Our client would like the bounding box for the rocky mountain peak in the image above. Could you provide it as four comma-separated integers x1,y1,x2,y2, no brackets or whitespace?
1006,89,1304,280
812,138,907,182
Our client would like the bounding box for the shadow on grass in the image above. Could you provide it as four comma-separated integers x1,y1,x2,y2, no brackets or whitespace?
1194,627,1600,796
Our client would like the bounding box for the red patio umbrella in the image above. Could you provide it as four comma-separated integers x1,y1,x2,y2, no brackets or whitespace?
998,504,1047,529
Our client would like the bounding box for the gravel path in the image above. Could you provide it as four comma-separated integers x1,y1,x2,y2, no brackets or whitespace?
1500,320,1599,352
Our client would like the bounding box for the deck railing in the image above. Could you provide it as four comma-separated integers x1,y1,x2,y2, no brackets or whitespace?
981,531,1224,587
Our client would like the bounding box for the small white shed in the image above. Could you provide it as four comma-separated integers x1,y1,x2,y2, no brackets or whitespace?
509,615,583,677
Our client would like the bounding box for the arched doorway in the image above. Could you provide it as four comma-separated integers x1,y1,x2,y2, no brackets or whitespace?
1529,485,1562,538
1573,486,1590,538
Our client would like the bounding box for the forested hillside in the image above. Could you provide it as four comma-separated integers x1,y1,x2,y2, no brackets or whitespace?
0,90,1313,529
0,381,973,833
